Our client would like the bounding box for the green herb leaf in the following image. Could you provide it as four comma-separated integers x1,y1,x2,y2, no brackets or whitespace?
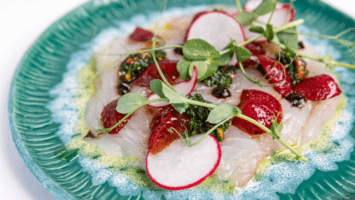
183,39,219,61
264,24,275,41
215,43,234,66
236,46,252,62
269,118,282,140
323,54,333,70
207,104,240,124
177,58,193,80
253,0,276,16
276,26,299,52
161,83,188,113
235,12,258,26
150,79,165,98
116,93,148,114
189,60,219,81
249,26,265,34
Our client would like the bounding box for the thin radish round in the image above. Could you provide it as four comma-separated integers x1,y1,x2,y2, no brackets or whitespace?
148,66,198,107
244,0,285,12
237,3,296,40
186,11,246,51
146,134,221,190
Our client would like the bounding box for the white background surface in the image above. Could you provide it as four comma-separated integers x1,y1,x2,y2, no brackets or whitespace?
0,0,354,199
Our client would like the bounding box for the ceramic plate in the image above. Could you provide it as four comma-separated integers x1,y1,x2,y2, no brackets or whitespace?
9,0,355,199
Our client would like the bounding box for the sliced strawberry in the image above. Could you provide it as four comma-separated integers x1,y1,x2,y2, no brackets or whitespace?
245,41,266,56
132,60,179,87
293,74,342,101
232,90,283,135
129,26,154,42
149,106,190,154
101,99,131,134
258,55,293,97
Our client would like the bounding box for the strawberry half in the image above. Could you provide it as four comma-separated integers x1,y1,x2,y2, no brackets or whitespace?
232,90,283,135
149,106,190,154
132,60,179,87
245,41,266,56
293,74,342,101
258,55,293,97
101,99,131,134
129,26,154,42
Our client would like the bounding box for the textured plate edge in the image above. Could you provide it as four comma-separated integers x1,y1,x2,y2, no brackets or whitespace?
8,65,76,200
7,0,355,200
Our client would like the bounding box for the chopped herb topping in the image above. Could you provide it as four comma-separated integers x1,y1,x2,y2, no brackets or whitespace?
203,65,237,88
118,50,166,94
186,94,230,141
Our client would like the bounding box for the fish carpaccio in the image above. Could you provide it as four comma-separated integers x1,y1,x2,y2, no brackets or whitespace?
83,6,342,187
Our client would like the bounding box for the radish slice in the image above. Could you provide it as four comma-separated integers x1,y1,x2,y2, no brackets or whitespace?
148,67,198,107
186,11,246,51
244,0,284,12
235,3,296,40
146,134,221,190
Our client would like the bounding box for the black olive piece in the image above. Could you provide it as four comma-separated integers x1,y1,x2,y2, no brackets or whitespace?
212,87,231,98
256,64,266,76
298,41,305,49
174,46,183,55
118,82,131,95
285,93,306,108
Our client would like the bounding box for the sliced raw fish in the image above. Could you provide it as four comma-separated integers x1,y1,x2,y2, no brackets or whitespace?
215,126,270,187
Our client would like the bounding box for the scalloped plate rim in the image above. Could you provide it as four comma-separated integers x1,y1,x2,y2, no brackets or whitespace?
8,0,355,200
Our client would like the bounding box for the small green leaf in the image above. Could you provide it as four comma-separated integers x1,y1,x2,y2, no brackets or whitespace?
189,60,208,80
253,0,276,16
116,93,148,114
249,26,265,34
150,79,165,98
189,60,219,81
235,12,258,26
265,24,274,41
324,54,333,65
177,58,193,80
161,83,188,113
183,39,219,60
324,54,334,70
269,118,282,140
207,104,240,124
236,46,252,62
276,26,299,52
215,42,235,66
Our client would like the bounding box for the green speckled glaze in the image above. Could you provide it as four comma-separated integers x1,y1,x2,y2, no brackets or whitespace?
8,0,355,199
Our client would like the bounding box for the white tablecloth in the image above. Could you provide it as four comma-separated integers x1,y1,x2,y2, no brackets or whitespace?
0,0,354,199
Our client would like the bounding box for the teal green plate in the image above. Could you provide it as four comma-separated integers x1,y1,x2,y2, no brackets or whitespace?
9,0,355,199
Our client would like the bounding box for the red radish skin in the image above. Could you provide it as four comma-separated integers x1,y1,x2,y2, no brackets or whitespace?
243,0,296,21
146,135,221,190
148,66,198,107
186,11,246,51
233,3,296,40
184,10,226,42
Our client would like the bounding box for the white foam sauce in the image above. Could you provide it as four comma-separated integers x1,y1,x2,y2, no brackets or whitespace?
46,6,355,200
